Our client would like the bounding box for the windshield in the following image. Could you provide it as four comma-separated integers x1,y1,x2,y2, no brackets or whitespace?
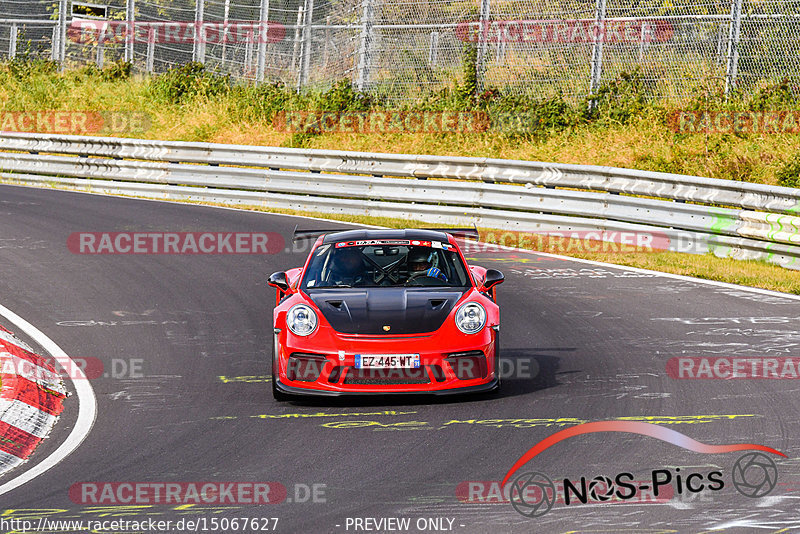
301,240,471,289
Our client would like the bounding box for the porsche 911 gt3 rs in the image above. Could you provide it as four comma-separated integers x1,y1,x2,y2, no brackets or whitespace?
267,228,503,400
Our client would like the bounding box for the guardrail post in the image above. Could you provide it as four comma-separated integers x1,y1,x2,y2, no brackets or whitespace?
256,0,270,82
475,0,490,93
725,0,743,95
589,0,606,94
193,0,206,64
125,0,135,63
356,0,374,91
9,23,17,59
297,0,314,91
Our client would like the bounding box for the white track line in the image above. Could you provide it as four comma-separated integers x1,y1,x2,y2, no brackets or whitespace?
0,303,97,497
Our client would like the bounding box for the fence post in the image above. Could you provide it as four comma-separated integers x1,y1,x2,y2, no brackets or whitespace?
637,20,646,62
9,23,17,59
51,25,59,61
297,0,314,91
725,0,743,95
356,0,375,91
323,15,331,66
194,0,206,64
292,4,303,71
221,0,231,66
146,28,155,72
589,0,607,94
245,36,253,77
125,0,134,63
96,29,105,68
475,0,490,93
56,0,68,68
356,0,374,91
256,0,270,82
428,31,439,67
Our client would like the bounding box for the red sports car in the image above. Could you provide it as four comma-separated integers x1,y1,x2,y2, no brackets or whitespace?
267,228,504,400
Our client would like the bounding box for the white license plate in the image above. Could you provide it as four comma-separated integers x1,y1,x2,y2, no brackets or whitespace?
354,354,420,369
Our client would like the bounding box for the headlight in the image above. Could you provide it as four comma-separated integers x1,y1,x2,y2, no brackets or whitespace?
455,302,486,334
287,304,317,336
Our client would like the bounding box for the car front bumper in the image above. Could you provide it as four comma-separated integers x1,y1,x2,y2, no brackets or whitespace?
272,325,499,396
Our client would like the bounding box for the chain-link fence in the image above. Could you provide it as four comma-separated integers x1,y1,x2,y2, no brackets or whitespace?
1,0,799,102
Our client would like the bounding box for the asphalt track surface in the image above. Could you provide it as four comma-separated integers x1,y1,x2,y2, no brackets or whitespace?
2,183,800,534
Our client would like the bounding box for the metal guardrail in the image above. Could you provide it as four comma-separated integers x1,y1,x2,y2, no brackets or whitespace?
1,132,799,269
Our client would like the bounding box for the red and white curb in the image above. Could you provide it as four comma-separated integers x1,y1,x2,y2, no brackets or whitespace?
0,326,66,474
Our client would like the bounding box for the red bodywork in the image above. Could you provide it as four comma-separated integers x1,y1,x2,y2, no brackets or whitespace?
269,232,501,397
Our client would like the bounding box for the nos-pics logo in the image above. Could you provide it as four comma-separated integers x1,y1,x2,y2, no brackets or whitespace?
502,421,783,518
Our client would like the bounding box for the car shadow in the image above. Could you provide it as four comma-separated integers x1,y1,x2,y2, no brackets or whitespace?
281,347,576,407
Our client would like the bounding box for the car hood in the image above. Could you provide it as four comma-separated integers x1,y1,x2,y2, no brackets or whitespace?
306,288,467,335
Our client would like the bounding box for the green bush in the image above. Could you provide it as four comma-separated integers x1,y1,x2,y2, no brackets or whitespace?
749,78,800,111
310,79,376,112
585,69,653,124
485,92,580,139
0,56,58,79
229,81,295,123
148,62,231,104
776,154,800,188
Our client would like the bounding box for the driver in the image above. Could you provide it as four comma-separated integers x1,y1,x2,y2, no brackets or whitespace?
406,248,447,282
330,247,366,286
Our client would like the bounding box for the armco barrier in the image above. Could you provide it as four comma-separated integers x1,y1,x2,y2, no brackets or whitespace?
0,132,799,269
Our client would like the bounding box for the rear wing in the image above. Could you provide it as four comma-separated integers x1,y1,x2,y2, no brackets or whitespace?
292,226,348,243
423,227,480,241
292,225,480,242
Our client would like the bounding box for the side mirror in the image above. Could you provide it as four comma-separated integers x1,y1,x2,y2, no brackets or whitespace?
268,271,290,292
483,269,504,290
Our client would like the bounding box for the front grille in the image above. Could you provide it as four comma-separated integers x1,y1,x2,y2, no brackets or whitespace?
343,366,431,385
446,351,488,380
429,364,446,382
327,366,342,383
287,353,327,382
